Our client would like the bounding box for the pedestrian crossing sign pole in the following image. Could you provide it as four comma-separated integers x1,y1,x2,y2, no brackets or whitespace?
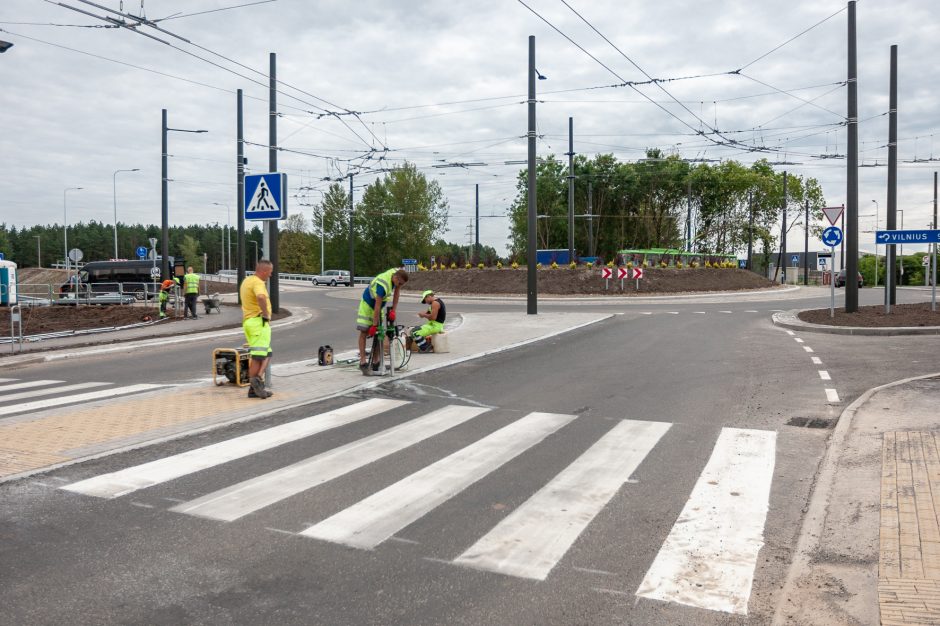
244,173,287,221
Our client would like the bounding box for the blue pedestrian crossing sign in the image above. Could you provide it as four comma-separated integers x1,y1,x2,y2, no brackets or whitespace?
821,226,843,248
244,172,287,221
136,246,148,259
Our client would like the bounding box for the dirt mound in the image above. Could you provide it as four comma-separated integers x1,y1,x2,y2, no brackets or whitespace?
1,305,162,335
403,267,778,296
799,303,940,328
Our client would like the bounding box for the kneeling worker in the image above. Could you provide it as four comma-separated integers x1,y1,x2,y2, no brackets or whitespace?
411,290,445,352
240,259,274,399
357,268,409,373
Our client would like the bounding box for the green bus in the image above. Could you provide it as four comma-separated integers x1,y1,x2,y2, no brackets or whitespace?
616,248,737,268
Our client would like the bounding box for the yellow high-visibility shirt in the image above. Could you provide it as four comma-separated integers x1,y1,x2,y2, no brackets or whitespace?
240,275,269,320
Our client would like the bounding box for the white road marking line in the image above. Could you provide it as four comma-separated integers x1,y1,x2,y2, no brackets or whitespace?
265,527,296,537
803,346,814,353
573,567,618,577
0,382,110,405
300,412,577,550
818,370,831,380
745,310,759,313
0,380,64,393
794,338,804,343
452,419,671,580
825,389,840,403
694,311,706,315
668,311,679,315
641,312,653,315
0,378,19,383
785,331,795,336
130,501,154,509
720,310,733,314
0,384,165,418
171,405,490,522
63,398,408,499
388,536,420,545
811,357,822,365
636,428,776,615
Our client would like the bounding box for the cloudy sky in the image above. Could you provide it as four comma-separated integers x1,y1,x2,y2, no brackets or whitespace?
1,0,938,257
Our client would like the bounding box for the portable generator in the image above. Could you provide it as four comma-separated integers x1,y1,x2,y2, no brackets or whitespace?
213,346,250,387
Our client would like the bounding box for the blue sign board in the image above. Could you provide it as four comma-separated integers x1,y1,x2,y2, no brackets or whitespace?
244,172,287,221
791,254,799,265
738,259,747,269
136,246,148,259
822,226,843,248
402,258,417,265
875,229,940,245
0,252,4,260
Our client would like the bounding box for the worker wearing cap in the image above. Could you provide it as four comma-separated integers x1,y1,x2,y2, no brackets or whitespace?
158,279,174,319
410,290,446,352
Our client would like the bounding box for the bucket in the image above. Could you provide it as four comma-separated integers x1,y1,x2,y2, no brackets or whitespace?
318,345,333,366
430,332,449,353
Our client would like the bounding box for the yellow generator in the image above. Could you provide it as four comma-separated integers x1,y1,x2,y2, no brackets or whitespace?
213,347,250,387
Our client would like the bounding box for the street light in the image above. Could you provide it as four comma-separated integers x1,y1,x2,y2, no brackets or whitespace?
113,168,140,259
0,40,13,53
162,108,207,279
213,202,231,270
63,186,82,273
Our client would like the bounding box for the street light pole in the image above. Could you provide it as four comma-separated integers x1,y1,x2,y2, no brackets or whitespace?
527,35,538,315
213,202,231,270
162,108,207,280
113,168,140,259
34,235,41,268
63,186,82,273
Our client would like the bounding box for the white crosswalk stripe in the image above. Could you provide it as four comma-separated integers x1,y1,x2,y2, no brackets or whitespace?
0,382,110,404
0,384,166,417
0,379,65,392
171,404,491,522
300,412,578,550
63,398,409,499
636,427,776,615
452,419,671,580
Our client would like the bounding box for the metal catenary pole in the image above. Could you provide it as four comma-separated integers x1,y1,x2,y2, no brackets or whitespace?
237,90,246,299
268,52,280,313
567,116,574,264
845,0,860,312
780,171,788,283
475,183,480,260
587,181,594,258
746,192,754,271
932,171,937,310
803,198,809,285
526,35,538,315
348,174,355,285
161,108,170,281
887,43,898,306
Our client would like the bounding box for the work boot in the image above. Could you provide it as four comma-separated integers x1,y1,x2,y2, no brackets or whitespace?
359,362,370,376
248,386,274,398
249,376,270,399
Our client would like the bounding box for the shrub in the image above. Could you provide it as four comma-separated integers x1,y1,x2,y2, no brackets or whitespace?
496,261,503,269
626,262,633,269
550,261,559,269
569,261,577,269
659,261,668,268
536,262,543,269
606,261,615,268
642,261,649,268
465,262,472,269
586,262,593,269
477,262,484,269
449,262,457,269
511,261,519,269
690,261,699,268
676,261,684,269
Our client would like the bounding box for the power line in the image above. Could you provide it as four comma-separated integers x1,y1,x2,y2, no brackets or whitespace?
737,5,847,72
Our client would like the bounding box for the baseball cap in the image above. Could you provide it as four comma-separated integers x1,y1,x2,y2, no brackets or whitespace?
420,290,434,301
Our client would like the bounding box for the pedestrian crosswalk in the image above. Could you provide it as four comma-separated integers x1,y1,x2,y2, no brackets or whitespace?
0,378,167,417
59,398,778,616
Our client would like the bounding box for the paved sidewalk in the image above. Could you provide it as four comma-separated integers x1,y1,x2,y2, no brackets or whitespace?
0,310,611,483
774,374,940,625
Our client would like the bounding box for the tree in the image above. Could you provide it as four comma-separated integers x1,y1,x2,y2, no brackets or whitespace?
355,164,448,274
278,213,316,273
179,234,200,269
316,182,351,272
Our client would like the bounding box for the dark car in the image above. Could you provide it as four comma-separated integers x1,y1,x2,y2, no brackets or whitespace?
835,269,863,288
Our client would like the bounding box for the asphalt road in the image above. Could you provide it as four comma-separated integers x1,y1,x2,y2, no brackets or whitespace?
1,284,937,624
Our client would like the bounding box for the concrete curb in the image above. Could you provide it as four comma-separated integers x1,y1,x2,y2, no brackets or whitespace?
772,371,940,625
1,307,315,366
0,312,612,485
772,309,940,336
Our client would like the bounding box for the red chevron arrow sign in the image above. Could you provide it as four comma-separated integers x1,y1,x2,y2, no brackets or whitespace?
600,267,612,279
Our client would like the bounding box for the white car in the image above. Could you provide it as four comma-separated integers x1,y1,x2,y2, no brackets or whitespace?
312,269,351,286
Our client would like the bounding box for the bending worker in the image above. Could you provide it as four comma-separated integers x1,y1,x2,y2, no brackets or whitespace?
182,265,200,319
240,259,274,399
410,290,445,352
357,268,409,373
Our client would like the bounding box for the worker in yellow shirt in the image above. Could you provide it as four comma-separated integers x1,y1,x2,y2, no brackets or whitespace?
183,265,200,319
239,259,274,399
